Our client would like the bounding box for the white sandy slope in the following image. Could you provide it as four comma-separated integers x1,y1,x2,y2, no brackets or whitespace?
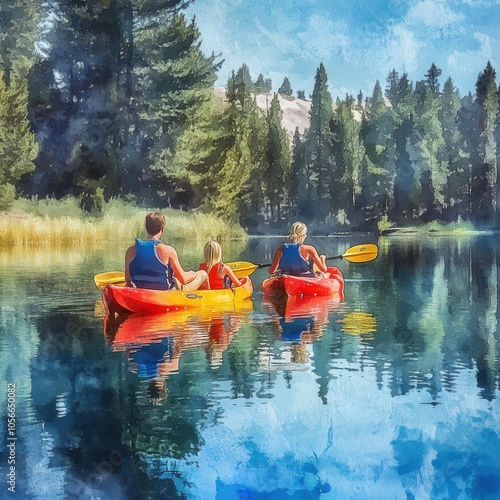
213,88,366,143
214,87,311,142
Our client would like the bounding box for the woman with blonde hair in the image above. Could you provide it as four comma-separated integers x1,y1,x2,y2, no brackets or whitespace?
199,240,243,289
268,221,328,277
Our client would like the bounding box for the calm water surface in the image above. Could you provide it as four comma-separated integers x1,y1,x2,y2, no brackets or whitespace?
1,236,500,499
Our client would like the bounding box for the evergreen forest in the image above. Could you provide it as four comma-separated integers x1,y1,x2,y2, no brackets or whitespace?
1,0,500,232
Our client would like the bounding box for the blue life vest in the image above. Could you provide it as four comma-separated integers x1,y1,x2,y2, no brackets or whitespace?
129,239,176,290
279,242,314,276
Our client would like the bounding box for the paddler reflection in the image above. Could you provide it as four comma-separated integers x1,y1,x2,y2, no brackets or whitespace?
104,303,252,404
263,295,340,364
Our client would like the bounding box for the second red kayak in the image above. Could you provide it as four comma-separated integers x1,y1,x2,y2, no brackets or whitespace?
262,267,345,300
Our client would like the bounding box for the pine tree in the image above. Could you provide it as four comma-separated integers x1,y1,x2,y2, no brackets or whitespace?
407,85,448,220
254,73,268,94
385,69,399,106
244,97,268,225
264,93,291,221
0,0,39,86
390,72,417,222
304,63,335,220
27,0,124,206
361,80,395,218
472,61,498,225
289,128,306,213
331,96,365,224
440,77,469,221
425,63,442,96
174,95,230,209
212,120,252,220
0,72,38,209
278,77,292,96
137,12,220,204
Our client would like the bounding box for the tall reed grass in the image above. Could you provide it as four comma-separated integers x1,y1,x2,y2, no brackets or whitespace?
0,197,246,246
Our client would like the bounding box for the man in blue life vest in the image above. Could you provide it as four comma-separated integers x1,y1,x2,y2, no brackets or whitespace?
125,211,208,290
269,221,328,277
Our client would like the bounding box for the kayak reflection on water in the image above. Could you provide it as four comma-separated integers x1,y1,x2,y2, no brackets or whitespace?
103,304,253,404
263,295,341,365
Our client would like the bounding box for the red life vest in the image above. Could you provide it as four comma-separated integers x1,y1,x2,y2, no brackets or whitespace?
199,262,226,289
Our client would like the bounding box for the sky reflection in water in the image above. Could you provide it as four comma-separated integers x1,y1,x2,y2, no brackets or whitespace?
0,236,499,498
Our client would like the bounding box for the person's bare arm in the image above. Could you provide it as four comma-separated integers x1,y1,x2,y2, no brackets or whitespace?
222,263,242,287
302,245,328,273
268,247,283,274
157,244,197,285
124,246,136,287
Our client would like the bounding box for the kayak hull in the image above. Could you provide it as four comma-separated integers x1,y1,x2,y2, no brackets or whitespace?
262,267,344,299
102,277,253,315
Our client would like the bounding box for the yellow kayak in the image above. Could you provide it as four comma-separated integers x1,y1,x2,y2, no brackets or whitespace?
102,277,253,315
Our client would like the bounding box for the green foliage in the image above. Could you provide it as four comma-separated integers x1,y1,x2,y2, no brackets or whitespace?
2,0,500,233
303,63,336,221
0,183,16,210
264,93,291,221
425,63,442,95
409,86,448,217
0,0,39,84
471,61,498,225
134,12,220,202
0,72,38,194
278,76,292,96
377,214,395,233
254,73,272,93
440,77,469,220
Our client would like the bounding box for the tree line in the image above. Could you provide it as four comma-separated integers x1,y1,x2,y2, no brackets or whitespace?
1,1,499,231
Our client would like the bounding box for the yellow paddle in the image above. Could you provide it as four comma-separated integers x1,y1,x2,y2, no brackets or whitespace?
93,271,127,289
93,243,378,289
236,243,379,276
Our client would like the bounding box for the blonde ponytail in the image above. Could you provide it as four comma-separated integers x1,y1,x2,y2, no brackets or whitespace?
203,240,222,270
288,222,308,243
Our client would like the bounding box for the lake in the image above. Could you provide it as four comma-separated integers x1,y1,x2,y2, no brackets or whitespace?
1,235,499,499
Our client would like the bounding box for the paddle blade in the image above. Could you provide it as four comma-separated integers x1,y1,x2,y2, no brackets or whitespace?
227,261,261,278
342,243,378,263
94,271,126,290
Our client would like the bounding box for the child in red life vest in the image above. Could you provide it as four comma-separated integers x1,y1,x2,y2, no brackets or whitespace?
199,240,242,289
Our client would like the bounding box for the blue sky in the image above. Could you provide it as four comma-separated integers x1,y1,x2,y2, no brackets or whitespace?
186,0,500,99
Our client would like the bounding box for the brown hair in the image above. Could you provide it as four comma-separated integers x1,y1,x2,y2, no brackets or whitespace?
145,212,165,236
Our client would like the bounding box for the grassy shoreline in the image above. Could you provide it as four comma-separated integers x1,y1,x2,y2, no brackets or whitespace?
0,197,246,246
377,218,486,236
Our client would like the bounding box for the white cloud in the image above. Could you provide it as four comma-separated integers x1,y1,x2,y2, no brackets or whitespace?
447,32,495,74
296,15,351,61
456,0,500,6
377,25,424,75
406,0,464,29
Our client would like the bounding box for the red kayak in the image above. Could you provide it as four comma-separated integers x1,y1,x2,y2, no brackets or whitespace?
262,267,344,300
